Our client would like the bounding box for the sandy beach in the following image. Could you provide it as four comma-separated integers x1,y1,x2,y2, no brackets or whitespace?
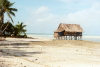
0,38,100,67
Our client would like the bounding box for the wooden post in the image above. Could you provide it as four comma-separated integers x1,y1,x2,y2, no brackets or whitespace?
58,37,60,40
73,36,74,40
59,36,60,40
67,36,68,40
66,36,67,40
71,36,72,40
72,36,74,40
69,36,71,40
77,36,79,40
56,37,57,40
75,36,76,40
62,36,63,40
64,36,66,40
75,36,77,40
80,36,82,40
69,36,70,40
60,36,61,40
68,36,70,40
60,36,62,40
78,36,79,40
79,36,80,40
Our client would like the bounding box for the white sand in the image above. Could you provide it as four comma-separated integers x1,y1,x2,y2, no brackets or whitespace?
0,38,100,67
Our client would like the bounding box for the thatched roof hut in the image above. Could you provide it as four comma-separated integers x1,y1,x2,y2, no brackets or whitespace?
54,23,83,40
55,23,83,32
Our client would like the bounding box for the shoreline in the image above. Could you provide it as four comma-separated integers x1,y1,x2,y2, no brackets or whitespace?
1,34,100,43
4,37,100,43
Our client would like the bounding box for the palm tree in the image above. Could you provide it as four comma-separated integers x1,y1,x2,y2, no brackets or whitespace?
0,0,17,23
14,22,27,36
0,0,17,35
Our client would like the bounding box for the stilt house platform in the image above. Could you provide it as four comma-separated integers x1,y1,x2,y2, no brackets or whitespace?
54,23,83,40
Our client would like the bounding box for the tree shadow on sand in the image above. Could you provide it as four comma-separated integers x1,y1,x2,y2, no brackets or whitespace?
0,42,30,46
0,48,43,57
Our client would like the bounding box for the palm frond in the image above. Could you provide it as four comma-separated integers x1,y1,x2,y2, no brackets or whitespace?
8,2,14,7
9,11,15,16
10,8,17,11
7,12,14,23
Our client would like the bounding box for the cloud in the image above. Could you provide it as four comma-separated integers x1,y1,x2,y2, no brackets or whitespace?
59,0,79,3
35,6,49,15
33,6,55,23
24,1,100,35
61,2,100,35
59,0,100,3
26,6,59,33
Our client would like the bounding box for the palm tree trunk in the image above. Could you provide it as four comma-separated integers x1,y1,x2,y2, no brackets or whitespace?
0,9,4,29
0,12,4,36
2,22,9,35
0,9,3,36
0,13,4,29
0,9,4,23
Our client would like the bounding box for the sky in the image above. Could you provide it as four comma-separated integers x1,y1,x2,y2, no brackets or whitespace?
9,0,100,35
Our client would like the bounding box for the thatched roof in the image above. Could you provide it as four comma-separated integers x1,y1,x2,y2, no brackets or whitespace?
55,23,83,32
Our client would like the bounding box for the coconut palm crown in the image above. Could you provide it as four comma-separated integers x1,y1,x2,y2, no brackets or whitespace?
0,0,17,24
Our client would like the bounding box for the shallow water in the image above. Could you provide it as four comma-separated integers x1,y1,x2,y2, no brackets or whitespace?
27,34,100,42
83,36,100,42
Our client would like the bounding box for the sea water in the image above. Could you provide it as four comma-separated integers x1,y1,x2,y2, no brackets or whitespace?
27,33,100,42
83,36,100,42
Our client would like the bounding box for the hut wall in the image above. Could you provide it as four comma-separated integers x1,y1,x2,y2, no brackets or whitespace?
54,32,59,38
58,31,64,36
64,32,82,36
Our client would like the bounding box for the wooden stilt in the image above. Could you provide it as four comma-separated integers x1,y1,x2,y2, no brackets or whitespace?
58,37,60,40
66,36,67,40
56,37,57,40
71,36,72,40
72,36,74,40
70,36,71,40
75,36,77,40
78,36,79,40
64,36,65,40
80,36,81,40
60,36,61,40
73,36,74,40
77,36,79,40
79,36,80,40
69,36,70,40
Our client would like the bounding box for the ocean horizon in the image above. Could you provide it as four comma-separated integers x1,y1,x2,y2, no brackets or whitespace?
27,33,100,42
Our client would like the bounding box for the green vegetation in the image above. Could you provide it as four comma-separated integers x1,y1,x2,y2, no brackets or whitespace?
2,21,27,37
0,0,17,23
0,0,27,38
13,22,27,37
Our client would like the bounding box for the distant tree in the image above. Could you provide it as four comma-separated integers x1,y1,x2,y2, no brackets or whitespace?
14,22,27,37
